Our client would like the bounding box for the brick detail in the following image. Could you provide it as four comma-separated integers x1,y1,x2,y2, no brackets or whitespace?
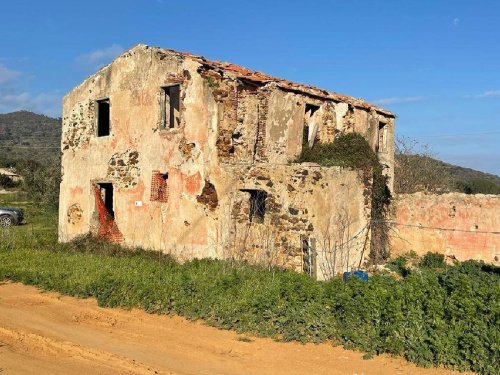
216,83,239,158
150,171,169,202
254,93,268,161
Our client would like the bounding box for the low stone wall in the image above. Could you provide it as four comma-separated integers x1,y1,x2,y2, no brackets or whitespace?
390,193,500,265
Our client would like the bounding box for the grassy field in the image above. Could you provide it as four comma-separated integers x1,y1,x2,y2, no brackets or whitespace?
0,192,499,374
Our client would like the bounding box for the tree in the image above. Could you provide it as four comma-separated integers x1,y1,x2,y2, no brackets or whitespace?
0,174,17,189
17,156,61,208
394,136,451,194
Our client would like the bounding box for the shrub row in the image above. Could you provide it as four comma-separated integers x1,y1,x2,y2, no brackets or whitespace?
0,240,498,374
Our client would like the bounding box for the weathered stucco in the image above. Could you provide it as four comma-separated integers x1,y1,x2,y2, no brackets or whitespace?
391,193,500,265
59,44,395,279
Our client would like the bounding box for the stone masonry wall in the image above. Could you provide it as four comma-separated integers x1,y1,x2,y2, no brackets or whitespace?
391,193,500,265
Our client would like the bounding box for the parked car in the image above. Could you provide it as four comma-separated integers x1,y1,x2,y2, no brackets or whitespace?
0,207,24,227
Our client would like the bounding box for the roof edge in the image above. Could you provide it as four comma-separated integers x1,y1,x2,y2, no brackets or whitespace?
66,44,394,117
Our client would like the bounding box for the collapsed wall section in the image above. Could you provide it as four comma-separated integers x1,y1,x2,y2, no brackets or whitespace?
198,61,395,191
391,193,500,265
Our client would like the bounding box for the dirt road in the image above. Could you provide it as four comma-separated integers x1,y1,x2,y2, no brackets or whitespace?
0,282,466,375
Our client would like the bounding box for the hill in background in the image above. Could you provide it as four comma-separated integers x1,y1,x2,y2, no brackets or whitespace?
441,159,500,194
0,111,61,166
394,153,500,195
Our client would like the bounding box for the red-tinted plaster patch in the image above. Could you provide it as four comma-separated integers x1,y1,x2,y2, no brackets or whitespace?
130,90,153,106
184,172,202,196
70,186,84,198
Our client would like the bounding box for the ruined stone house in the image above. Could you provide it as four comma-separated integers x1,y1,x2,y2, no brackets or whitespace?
59,44,395,279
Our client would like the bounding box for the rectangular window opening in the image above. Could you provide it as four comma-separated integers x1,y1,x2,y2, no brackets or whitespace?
302,236,317,278
241,189,267,223
305,103,320,117
96,99,110,137
303,103,320,146
161,85,181,129
377,122,387,152
97,183,114,219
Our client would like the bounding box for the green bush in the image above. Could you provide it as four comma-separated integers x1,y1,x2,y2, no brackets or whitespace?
17,157,61,208
0,237,498,374
386,255,410,276
297,133,379,170
419,252,446,269
0,173,19,189
456,178,500,195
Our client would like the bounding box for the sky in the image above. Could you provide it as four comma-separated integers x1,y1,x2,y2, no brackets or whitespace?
0,0,499,175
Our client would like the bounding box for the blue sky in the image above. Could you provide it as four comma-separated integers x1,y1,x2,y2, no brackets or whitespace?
1,0,499,175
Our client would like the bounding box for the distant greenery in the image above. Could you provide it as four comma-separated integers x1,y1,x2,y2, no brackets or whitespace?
456,178,500,195
16,157,61,208
395,137,500,195
0,174,20,189
419,252,446,269
0,110,61,168
0,191,58,233
387,252,448,277
0,111,61,208
386,255,410,276
0,222,498,374
297,133,391,263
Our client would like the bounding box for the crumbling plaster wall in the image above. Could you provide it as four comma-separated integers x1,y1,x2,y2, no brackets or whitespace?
59,44,388,277
391,193,500,265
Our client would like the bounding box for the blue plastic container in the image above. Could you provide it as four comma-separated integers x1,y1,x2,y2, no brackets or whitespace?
343,270,369,282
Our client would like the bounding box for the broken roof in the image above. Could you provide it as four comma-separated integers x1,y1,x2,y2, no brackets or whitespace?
130,44,394,117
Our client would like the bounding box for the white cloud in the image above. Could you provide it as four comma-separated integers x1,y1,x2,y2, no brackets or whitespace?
0,63,61,117
477,90,500,98
0,64,21,85
75,44,124,70
0,92,61,117
453,17,460,27
372,96,428,105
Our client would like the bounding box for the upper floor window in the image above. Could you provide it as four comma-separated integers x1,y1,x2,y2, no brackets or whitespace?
303,103,320,147
96,98,110,137
160,85,181,129
377,122,387,152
